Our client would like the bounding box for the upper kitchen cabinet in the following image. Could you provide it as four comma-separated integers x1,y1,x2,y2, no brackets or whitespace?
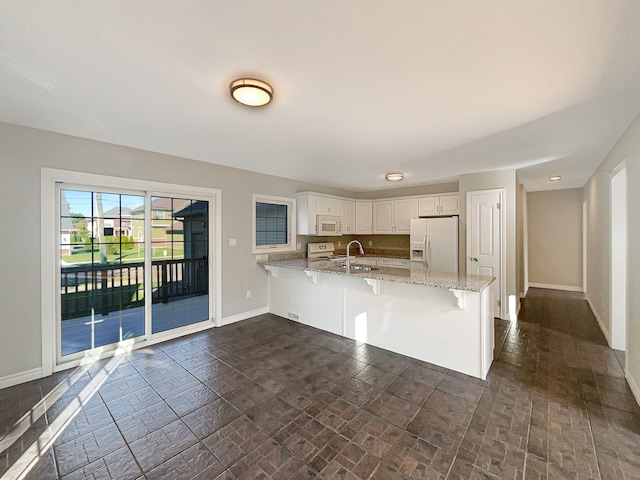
315,195,341,215
373,201,394,233
394,198,419,232
418,194,459,216
296,192,344,235
373,198,418,234
341,200,356,234
355,201,373,234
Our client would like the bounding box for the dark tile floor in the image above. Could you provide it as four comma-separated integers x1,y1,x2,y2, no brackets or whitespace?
2,288,640,479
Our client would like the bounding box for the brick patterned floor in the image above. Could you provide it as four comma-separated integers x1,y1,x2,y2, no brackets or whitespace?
1,288,639,479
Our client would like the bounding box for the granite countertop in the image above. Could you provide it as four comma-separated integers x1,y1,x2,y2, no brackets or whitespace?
260,258,494,292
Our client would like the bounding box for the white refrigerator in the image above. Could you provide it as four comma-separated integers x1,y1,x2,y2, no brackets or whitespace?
410,216,459,273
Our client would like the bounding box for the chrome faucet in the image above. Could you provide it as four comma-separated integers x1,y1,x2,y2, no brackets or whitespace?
345,240,364,271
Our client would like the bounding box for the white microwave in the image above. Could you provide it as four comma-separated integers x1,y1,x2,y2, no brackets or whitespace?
316,215,342,236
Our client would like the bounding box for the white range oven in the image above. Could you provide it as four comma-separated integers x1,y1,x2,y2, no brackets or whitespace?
307,242,340,268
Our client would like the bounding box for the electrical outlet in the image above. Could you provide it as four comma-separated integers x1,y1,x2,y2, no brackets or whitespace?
368,241,373,247
296,243,301,250
337,241,341,247
229,238,237,247
246,290,251,298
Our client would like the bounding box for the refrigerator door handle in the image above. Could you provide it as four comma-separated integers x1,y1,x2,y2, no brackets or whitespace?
424,236,430,269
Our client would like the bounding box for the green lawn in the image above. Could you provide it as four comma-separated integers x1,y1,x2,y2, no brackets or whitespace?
63,247,184,264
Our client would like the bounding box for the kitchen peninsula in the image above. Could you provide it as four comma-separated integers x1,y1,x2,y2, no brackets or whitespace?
261,258,495,379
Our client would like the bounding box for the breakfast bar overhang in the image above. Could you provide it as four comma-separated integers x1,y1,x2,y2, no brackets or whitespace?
261,259,496,380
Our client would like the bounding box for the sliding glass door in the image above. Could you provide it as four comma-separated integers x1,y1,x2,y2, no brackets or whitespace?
150,197,209,334
58,187,212,361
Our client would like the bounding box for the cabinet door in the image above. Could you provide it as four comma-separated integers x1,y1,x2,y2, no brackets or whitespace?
373,201,394,234
341,200,356,233
439,194,459,215
355,201,373,234
356,257,377,266
316,196,340,215
418,196,440,216
394,198,419,233
377,258,411,268
295,193,316,235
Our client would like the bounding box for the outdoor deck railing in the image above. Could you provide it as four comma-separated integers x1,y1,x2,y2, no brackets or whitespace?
61,258,208,320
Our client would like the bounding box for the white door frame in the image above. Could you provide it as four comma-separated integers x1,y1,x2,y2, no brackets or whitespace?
466,188,507,320
41,168,222,376
609,161,627,355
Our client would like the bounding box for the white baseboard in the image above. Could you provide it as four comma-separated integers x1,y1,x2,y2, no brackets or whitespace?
219,307,269,326
529,282,583,292
585,294,611,346
0,367,43,390
626,370,640,408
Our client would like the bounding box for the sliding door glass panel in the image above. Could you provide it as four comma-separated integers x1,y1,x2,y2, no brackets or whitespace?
60,189,145,356
151,197,209,334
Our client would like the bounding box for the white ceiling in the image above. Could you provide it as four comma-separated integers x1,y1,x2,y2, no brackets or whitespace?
2,1,640,192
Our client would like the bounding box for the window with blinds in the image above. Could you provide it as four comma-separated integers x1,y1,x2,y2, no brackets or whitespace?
252,194,296,253
255,202,288,245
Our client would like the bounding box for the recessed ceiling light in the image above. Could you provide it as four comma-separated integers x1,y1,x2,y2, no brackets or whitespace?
385,173,404,181
549,175,561,182
230,78,273,107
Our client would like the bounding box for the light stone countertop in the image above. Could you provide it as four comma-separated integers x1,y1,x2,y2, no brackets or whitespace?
260,258,494,292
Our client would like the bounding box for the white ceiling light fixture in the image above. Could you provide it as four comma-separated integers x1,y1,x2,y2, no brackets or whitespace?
230,78,273,107
549,175,561,181
385,172,404,181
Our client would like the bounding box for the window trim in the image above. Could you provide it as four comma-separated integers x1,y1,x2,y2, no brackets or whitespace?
252,194,297,254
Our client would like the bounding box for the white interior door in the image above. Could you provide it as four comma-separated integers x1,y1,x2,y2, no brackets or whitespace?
467,190,503,318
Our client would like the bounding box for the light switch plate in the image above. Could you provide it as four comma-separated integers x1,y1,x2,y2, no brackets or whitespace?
229,238,237,247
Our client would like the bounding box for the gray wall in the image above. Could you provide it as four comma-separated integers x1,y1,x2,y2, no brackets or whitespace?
527,189,583,289
0,121,465,381
0,122,357,378
584,110,640,397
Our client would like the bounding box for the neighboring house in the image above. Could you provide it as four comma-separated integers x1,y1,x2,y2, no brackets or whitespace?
87,206,133,238
130,197,187,248
173,200,208,260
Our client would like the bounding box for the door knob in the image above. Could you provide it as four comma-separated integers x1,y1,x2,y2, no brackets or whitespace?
471,257,478,262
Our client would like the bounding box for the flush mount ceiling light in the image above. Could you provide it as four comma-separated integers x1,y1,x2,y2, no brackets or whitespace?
385,173,404,181
230,78,273,107
549,175,561,182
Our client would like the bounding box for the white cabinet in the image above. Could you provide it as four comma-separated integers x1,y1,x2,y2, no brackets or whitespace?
296,192,457,236
377,258,411,268
316,196,341,215
418,194,459,216
355,257,377,266
341,200,356,234
418,197,439,216
355,201,373,234
373,198,418,234
394,198,419,233
440,194,459,215
296,193,344,235
373,201,394,234
351,257,411,268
